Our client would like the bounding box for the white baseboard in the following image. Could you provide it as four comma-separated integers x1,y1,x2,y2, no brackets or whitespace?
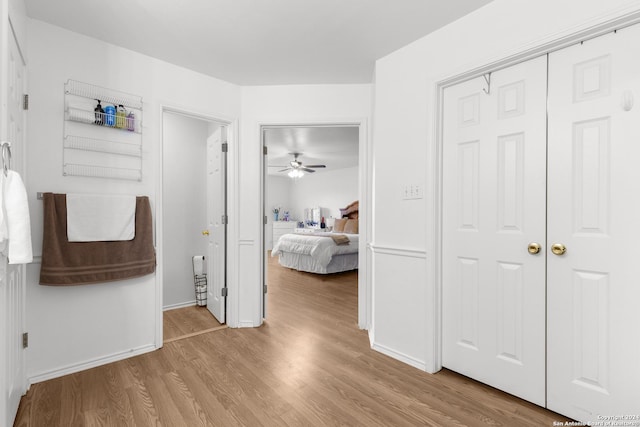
163,300,196,311
371,341,427,372
28,344,157,385
236,321,257,328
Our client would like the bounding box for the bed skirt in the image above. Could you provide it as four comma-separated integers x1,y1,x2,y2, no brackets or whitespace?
278,251,358,274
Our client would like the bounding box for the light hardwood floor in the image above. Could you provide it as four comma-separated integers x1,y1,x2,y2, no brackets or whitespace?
15,255,569,426
163,305,225,343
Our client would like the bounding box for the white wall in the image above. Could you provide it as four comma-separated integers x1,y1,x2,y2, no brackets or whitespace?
371,0,640,372
25,19,240,382
289,166,359,221
162,113,211,309
240,85,372,327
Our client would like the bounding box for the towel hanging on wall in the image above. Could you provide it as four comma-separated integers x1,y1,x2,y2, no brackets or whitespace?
0,141,33,264
66,193,136,242
39,193,155,286
3,171,33,264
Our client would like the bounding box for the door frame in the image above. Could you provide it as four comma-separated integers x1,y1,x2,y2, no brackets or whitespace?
258,117,371,329
156,105,239,347
431,9,640,373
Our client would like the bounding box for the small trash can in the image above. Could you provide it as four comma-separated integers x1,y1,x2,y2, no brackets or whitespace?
192,255,207,307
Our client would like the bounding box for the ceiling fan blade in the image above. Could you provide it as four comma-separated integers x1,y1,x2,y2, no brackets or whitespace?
278,167,293,172
300,167,316,173
305,165,326,168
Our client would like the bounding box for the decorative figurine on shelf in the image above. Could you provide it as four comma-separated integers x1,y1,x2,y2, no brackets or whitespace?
283,211,290,221
273,207,280,221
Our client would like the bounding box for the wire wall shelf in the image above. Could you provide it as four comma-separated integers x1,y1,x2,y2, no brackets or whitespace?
64,135,142,157
63,163,142,182
65,79,143,110
63,79,143,182
66,108,141,133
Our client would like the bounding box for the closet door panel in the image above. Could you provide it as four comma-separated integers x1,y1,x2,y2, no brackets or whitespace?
548,25,640,422
442,55,548,406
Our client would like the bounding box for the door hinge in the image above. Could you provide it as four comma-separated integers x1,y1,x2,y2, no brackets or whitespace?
23,94,29,110
221,142,228,153
263,285,268,294
221,287,228,297
221,214,228,225
22,332,28,348
263,145,268,155
264,215,267,225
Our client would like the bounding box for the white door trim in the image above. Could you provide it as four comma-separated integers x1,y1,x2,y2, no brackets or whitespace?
156,105,239,346
258,117,371,330
431,6,640,374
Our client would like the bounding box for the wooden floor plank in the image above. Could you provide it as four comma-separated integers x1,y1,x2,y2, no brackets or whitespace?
163,305,223,341
14,256,571,426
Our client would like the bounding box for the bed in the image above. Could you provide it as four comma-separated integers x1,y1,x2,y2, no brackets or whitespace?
272,202,360,274
271,231,359,274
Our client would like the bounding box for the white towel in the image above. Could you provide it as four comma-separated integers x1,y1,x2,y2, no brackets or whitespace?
67,193,136,242
4,170,33,264
0,173,8,245
193,255,204,275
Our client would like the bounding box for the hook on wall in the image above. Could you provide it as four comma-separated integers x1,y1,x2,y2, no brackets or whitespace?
1,141,11,177
483,72,492,95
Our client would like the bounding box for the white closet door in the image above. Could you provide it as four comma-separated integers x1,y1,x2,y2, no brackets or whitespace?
206,126,227,324
442,56,548,405
547,26,640,421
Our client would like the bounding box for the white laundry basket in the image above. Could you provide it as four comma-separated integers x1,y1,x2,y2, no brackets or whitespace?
192,255,207,307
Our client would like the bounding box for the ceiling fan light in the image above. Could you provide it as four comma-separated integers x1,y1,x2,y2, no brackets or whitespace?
288,169,304,178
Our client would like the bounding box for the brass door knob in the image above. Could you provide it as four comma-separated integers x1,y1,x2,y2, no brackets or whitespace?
202,230,210,236
551,243,566,255
528,242,541,254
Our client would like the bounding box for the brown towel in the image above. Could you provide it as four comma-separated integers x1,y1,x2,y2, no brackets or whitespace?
39,193,156,286
330,234,350,245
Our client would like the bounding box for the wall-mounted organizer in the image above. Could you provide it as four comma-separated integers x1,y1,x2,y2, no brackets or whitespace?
63,80,143,181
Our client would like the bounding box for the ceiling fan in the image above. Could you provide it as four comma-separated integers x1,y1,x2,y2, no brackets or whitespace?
275,153,326,174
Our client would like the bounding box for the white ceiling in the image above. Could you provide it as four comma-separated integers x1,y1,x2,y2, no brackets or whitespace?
24,0,492,85
265,126,358,176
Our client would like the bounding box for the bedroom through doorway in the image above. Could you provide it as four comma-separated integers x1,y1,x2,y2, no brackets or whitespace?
262,124,361,325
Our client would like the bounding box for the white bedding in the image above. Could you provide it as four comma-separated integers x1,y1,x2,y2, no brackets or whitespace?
271,232,358,269
278,251,358,274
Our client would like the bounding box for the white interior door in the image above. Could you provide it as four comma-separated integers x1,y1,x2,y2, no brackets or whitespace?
206,126,227,323
547,26,640,422
442,55,548,406
1,21,27,427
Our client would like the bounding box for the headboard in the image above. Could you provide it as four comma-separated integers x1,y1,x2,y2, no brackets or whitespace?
339,200,359,219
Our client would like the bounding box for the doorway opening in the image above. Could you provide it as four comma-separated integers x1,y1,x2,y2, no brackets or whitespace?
160,109,229,343
261,124,361,325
